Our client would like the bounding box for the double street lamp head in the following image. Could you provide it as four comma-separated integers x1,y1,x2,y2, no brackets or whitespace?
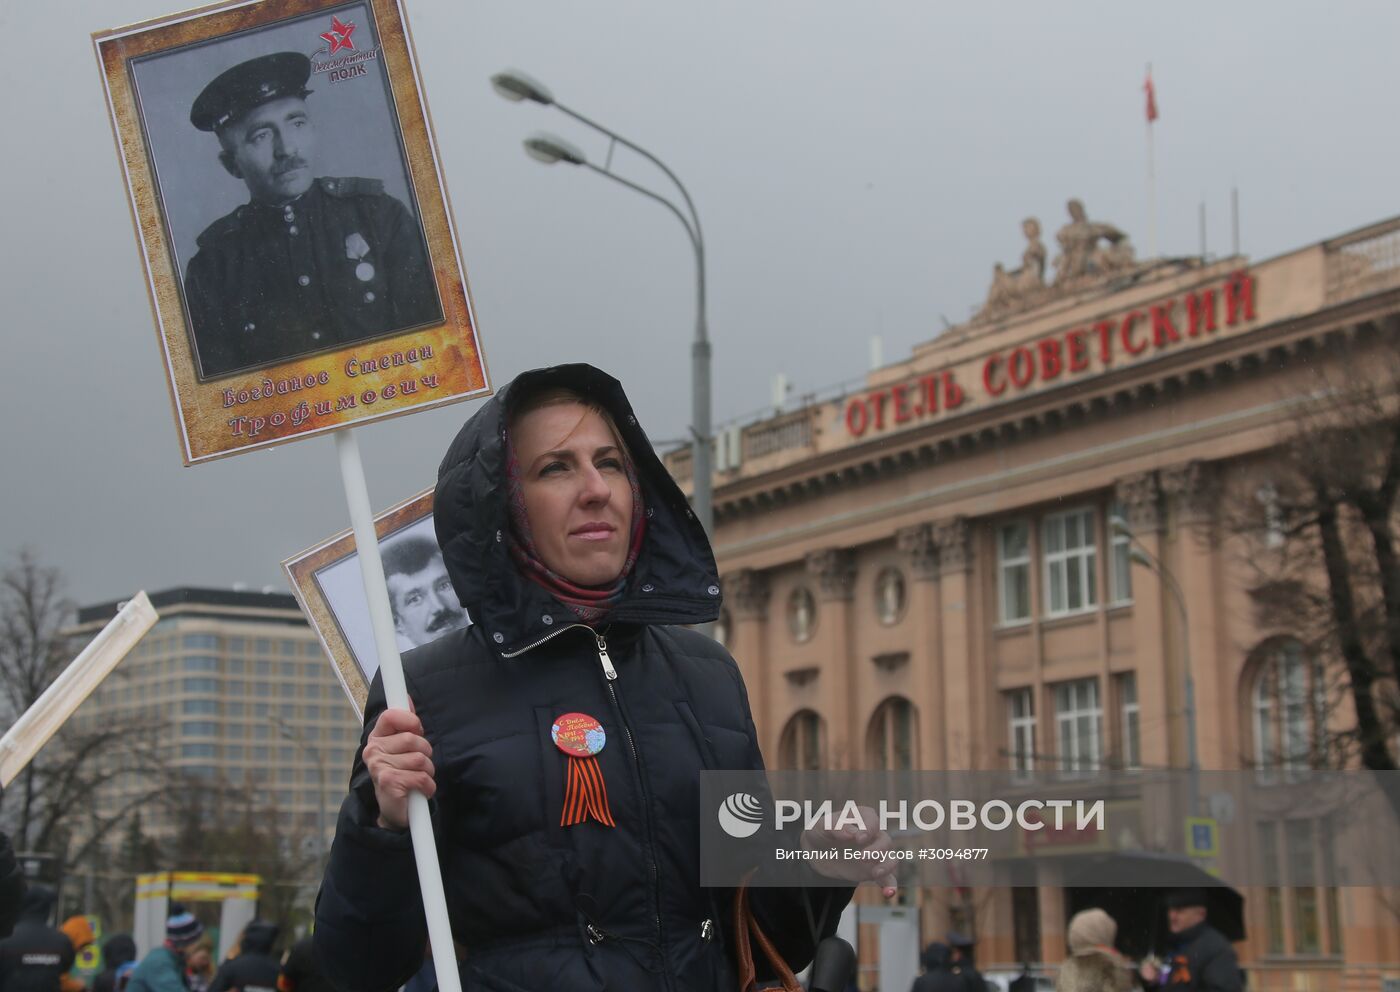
491,69,554,106
524,133,587,166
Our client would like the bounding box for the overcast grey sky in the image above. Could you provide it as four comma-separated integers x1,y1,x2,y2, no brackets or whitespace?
3,0,1397,607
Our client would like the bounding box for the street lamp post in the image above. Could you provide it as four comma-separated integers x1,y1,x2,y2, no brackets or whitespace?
493,71,712,541
270,715,328,880
1110,517,1200,817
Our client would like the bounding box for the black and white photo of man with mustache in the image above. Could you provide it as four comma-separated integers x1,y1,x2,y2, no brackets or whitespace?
382,533,471,649
182,51,440,378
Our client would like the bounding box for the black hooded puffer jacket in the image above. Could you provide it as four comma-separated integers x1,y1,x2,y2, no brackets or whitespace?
314,365,851,992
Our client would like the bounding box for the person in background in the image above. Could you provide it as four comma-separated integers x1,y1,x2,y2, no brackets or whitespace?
0,826,25,939
911,943,969,992
1139,890,1241,992
58,916,96,992
947,930,988,992
1056,909,1132,992
126,910,204,992
209,921,279,992
91,935,137,992
186,940,215,992
0,885,77,992
277,935,332,992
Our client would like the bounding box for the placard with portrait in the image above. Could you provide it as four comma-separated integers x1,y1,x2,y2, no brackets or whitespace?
95,0,488,464
283,486,469,716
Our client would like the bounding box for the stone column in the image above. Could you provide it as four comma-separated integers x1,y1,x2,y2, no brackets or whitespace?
1114,471,1168,768
1161,460,1221,773
724,568,773,755
897,522,945,770
805,548,857,769
932,517,977,767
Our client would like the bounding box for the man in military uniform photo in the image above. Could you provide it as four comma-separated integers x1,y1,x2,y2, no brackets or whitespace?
184,52,441,378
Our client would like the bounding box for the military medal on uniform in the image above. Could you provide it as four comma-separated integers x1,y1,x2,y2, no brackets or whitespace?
552,712,615,827
345,232,374,282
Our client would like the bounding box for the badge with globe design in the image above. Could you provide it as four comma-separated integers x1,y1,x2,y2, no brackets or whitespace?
552,712,615,827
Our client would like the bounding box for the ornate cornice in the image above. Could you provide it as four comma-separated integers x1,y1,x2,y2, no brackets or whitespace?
895,524,939,581
805,548,857,601
931,516,973,574
1113,471,1163,533
723,568,771,620
1161,460,1221,526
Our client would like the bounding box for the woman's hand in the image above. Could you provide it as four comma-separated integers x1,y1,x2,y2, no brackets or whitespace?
800,804,898,899
363,705,435,831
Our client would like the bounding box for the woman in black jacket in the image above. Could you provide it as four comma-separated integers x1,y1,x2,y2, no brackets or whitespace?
315,365,891,992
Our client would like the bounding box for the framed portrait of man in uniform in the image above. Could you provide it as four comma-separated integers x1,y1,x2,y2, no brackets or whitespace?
283,486,469,716
95,0,489,465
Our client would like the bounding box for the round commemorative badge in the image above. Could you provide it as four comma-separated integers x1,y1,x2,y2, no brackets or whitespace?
551,712,606,758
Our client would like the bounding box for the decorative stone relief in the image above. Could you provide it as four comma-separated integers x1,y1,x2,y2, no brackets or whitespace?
931,516,973,574
1162,460,1221,526
896,524,940,581
1113,471,1163,533
723,568,770,620
805,548,857,601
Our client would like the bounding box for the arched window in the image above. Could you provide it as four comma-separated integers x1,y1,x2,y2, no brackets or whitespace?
778,710,826,771
1252,639,1326,777
867,696,917,771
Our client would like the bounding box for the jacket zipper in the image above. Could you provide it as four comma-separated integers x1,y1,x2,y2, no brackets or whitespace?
499,622,594,659
595,632,671,991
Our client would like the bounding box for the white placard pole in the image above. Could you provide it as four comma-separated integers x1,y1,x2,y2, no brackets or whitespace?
0,591,158,788
334,428,461,992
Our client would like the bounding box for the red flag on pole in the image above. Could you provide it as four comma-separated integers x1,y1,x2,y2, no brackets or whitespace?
1144,69,1159,123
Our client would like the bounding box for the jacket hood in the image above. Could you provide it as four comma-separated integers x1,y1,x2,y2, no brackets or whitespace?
240,920,279,953
20,883,54,921
434,364,720,656
922,942,953,971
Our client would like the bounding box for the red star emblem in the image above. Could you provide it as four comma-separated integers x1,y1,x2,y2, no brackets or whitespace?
320,15,357,54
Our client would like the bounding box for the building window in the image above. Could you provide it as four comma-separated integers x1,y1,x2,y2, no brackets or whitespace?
874,569,906,626
1117,672,1140,771
1012,888,1041,967
255,639,272,655
1054,678,1102,774
227,658,246,673
997,522,1031,625
1007,689,1036,781
182,634,218,649
867,697,916,771
1252,640,1326,778
182,678,217,694
1109,502,1133,605
778,710,826,771
1043,508,1097,617
788,588,817,643
181,722,217,737
181,744,216,758
182,656,218,672
182,699,217,715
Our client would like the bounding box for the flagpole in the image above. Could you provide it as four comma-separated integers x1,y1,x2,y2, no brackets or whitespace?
1146,63,1158,259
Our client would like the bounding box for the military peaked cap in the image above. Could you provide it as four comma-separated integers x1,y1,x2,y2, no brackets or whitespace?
191,51,312,132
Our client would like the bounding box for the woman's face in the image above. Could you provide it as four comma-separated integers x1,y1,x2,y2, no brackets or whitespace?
514,401,635,587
